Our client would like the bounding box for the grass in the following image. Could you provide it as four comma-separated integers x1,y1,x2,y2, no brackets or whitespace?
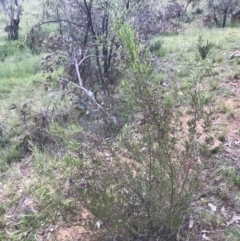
217,126,227,143
153,28,240,56
218,102,235,117
0,54,41,79
227,167,240,187
227,227,240,241
0,41,43,97
1,0,240,240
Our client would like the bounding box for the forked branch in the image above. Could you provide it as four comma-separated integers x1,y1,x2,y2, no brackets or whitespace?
61,49,116,124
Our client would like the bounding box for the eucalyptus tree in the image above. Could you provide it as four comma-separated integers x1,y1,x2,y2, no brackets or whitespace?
184,0,201,12
0,0,7,11
207,0,240,27
0,0,21,40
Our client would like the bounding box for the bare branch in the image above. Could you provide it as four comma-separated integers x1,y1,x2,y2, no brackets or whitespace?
38,19,87,30
61,77,115,124
69,48,115,124
78,54,101,66
75,59,83,87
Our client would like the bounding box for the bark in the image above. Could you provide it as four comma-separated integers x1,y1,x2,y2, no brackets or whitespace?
222,9,228,28
4,0,20,40
184,0,192,12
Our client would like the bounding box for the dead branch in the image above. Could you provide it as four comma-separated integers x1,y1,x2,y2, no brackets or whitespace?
59,48,116,125
228,50,240,60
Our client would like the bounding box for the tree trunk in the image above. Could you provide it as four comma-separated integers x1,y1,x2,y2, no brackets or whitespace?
222,9,228,28
184,0,192,12
5,0,20,41
213,13,220,27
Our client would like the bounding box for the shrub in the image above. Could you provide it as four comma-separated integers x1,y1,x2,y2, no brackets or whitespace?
197,35,214,59
149,40,163,53
74,24,216,240
132,1,186,40
27,0,127,97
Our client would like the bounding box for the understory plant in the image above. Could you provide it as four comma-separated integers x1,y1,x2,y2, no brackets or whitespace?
72,24,215,240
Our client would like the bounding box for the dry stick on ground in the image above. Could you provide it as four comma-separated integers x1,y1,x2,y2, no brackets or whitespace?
66,48,116,124
228,50,240,60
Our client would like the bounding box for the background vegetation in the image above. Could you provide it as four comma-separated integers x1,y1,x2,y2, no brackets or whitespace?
1,0,240,240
